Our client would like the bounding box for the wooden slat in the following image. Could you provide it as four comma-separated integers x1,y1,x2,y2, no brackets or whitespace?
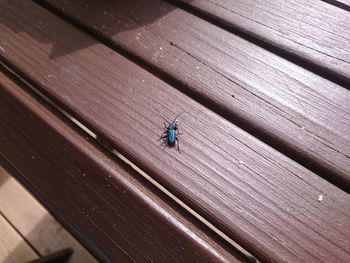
322,0,350,11
38,0,350,190
0,166,97,263
176,0,350,84
1,1,350,262
0,213,38,263
0,73,245,263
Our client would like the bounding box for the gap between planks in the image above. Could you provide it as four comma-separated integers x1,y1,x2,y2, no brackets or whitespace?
321,0,350,12
0,66,256,263
1,62,259,263
172,0,350,88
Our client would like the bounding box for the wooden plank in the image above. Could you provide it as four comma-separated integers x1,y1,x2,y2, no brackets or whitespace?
175,0,350,85
1,1,350,262
38,0,350,190
0,72,246,263
0,213,38,263
0,166,97,263
322,0,350,11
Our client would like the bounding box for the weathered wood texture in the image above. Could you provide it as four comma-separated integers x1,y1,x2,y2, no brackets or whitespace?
1,1,350,262
176,0,350,84
39,0,350,190
0,71,245,263
0,166,97,263
322,0,350,11
0,213,38,263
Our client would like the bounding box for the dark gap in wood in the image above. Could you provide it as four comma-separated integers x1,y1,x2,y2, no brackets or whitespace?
24,1,350,194
0,63,257,263
0,64,172,221
165,0,350,89
320,0,350,12
0,59,85,133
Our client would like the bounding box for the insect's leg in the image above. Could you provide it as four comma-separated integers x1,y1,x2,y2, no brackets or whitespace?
157,132,167,141
156,115,170,126
162,137,167,150
176,137,181,153
177,126,183,136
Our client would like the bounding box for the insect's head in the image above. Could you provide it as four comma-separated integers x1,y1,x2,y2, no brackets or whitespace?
168,123,177,129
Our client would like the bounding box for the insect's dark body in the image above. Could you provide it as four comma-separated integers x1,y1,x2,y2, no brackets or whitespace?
158,113,183,152
166,123,177,146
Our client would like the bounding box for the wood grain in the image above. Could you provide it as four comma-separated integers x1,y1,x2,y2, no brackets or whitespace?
1,1,350,262
0,213,38,263
0,70,246,262
175,0,350,85
38,0,350,190
0,166,97,263
322,0,350,11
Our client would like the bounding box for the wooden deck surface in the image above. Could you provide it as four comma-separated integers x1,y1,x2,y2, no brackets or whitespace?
0,0,349,262
41,0,350,190
177,0,350,85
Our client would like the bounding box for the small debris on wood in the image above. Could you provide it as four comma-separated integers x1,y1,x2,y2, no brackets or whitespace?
318,194,323,202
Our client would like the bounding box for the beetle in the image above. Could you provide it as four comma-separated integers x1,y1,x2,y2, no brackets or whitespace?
157,112,184,152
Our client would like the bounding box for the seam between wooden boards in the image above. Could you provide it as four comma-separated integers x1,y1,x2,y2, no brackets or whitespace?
0,67,253,263
168,0,350,88
320,0,350,12
32,0,350,193
0,60,258,263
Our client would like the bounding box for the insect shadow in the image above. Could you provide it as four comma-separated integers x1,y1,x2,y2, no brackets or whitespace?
156,112,186,153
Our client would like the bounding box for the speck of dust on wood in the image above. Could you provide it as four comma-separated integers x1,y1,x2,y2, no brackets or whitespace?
318,194,323,202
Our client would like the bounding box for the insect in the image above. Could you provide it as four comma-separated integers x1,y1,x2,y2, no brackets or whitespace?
157,112,185,152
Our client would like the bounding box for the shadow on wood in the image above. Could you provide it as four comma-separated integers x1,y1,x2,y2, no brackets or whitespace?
0,0,186,59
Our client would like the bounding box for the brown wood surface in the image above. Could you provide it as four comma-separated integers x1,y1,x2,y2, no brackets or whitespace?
322,0,350,11
182,0,350,81
1,1,350,262
0,70,246,263
175,0,350,85
37,0,350,190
